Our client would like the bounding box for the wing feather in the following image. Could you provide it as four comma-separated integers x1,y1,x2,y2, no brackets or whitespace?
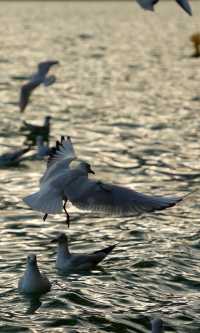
68,179,182,216
40,136,76,185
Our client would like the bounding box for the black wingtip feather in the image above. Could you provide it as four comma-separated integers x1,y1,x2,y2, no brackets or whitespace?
94,244,117,256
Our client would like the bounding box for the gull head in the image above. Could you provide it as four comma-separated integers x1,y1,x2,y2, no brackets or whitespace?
27,254,37,266
151,319,163,333
79,161,95,175
51,232,68,244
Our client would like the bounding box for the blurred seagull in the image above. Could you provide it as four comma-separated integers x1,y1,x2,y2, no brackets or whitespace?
51,233,116,273
18,254,51,295
136,0,192,15
19,60,59,113
0,145,31,167
151,319,164,333
21,116,51,145
35,136,50,160
23,136,183,227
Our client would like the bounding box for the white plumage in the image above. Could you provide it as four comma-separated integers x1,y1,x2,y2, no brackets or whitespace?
51,233,116,273
18,254,51,295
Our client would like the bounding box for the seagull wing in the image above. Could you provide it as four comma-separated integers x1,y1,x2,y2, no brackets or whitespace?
176,0,192,15
43,75,56,86
67,178,182,216
38,60,59,76
40,136,77,185
19,80,40,113
136,0,156,11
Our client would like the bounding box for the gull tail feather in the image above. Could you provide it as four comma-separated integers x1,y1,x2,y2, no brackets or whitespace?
23,188,63,214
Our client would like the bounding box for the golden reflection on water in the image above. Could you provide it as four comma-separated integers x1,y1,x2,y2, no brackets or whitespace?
0,1,200,332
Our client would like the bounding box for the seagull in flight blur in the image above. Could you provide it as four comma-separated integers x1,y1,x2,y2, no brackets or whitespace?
19,60,59,113
136,0,192,15
51,233,116,273
23,136,183,227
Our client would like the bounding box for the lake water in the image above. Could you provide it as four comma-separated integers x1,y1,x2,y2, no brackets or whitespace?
0,1,200,332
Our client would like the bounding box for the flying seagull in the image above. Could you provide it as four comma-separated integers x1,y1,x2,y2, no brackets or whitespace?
51,233,116,273
136,0,192,16
19,60,59,113
18,254,51,295
23,136,183,227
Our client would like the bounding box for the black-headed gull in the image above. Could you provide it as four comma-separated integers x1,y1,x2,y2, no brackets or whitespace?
23,136,183,227
21,116,51,145
136,0,192,15
18,254,51,295
51,233,116,273
151,319,164,333
19,60,59,113
0,145,31,167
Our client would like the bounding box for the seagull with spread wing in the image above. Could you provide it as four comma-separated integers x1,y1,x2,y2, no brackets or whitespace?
136,0,192,16
23,136,183,227
19,60,59,113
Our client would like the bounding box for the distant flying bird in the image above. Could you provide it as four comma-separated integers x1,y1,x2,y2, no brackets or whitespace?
136,0,192,16
18,254,51,295
151,319,164,333
0,145,31,167
23,136,183,227
21,116,51,145
19,60,59,113
51,233,116,273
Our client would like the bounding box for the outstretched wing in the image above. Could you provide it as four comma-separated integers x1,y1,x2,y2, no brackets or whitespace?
38,60,59,77
19,81,40,113
40,136,77,185
176,0,192,15
68,178,182,216
136,0,157,11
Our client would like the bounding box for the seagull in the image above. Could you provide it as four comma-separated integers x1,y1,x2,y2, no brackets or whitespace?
136,0,192,16
51,233,116,273
0,145,31,167
23,136,183,227
19,60,59,113
151,319,164,333
21,116,51,145
18,254,51,295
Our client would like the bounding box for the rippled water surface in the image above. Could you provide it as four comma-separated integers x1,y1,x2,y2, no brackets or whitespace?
1,1,200,332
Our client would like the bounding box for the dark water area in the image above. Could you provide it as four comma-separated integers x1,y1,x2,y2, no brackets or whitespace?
0,1,200,332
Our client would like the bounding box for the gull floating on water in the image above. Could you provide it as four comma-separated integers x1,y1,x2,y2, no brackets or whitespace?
136,0,192,15
23,136,183,226
51,233,116,273
151,319,164,333
19,60,59,113
18,254,51,295
21,116,51,145
0,145,30,167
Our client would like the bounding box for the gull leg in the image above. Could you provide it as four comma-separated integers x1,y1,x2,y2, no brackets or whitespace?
63,199,70,228
43,213,48,221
